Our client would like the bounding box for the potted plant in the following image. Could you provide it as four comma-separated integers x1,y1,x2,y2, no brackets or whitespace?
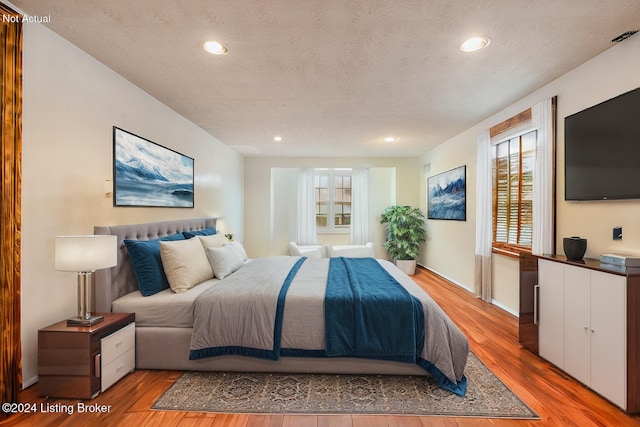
379,205,426,275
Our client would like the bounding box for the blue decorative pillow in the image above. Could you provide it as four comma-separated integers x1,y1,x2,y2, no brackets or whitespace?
124,233,185,297
182,227,217,239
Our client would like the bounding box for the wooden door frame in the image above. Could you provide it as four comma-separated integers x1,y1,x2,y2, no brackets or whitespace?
0,2,23,417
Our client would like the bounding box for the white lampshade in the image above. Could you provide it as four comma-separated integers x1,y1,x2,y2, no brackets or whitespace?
55,235,117,272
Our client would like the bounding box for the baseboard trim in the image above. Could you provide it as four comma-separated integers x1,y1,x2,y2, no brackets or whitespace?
22,375,38,389
417,264,474,294
418,264,519,318
491,299,519,317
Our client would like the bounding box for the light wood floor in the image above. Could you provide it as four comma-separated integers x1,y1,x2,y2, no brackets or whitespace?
4,267,640,426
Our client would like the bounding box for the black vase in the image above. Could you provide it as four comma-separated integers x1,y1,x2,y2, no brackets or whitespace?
563,237,587,261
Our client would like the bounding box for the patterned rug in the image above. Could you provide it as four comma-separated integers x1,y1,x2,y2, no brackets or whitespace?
152,353,538,418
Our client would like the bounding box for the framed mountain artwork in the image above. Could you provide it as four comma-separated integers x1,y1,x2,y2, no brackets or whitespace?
113,127,194,208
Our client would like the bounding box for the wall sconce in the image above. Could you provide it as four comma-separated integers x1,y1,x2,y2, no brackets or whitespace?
105,179,113,198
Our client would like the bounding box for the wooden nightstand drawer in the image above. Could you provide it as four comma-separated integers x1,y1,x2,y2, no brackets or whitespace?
101,347,135,392
101,322,135,365
38,312,135,399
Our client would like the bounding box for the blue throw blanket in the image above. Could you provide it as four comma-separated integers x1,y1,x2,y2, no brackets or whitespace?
325,257,467,396
325,257,425,362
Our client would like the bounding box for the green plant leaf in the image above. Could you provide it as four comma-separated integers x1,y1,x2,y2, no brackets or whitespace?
379,205,425,260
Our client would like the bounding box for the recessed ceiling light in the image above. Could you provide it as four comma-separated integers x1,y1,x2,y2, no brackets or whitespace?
273,136,283,142
460,36,491,52
203,41,228,55
384,137,395,142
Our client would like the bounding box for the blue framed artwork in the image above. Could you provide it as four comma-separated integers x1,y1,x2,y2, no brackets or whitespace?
427,165,466,221
113,127,194,208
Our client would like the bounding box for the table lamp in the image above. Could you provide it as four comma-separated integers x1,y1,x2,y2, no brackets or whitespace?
55,235,117,326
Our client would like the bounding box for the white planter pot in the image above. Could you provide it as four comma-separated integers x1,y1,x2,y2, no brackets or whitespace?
395,259,417,276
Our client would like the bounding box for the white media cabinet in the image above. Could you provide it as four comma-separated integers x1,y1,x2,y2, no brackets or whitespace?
536,255,640,412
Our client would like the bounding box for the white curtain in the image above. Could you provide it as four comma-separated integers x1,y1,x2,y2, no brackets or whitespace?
531,98,554,255
350,168,370,244
474,129,493,302
297,168,317,245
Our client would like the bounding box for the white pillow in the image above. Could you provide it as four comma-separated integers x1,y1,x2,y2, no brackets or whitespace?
159,237,213,293
228,240,248,261
205,244,245,279
198,233,229,248
327,243,375,258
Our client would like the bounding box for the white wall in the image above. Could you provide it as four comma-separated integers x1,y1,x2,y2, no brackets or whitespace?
419,141,477,293
420,35,640,313
20,23,244,387
271,168,300,254
244,157,420,258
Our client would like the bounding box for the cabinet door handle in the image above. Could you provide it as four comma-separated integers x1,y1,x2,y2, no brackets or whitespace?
533,285,540,325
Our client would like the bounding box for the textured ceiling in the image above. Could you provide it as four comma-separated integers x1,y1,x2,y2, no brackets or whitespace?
10,0,640,157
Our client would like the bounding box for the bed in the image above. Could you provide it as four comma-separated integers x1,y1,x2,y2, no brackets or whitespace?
94,217,469,395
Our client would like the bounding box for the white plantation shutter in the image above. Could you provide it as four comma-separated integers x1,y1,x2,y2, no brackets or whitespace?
493,143,509,243
492,132,535,247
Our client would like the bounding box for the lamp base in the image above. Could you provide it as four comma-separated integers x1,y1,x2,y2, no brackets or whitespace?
67,315,104,326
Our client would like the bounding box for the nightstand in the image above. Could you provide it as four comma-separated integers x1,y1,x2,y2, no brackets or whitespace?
38,312,135,399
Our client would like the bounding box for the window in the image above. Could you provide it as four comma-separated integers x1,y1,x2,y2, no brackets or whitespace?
492,130,536,252
315,170,351,232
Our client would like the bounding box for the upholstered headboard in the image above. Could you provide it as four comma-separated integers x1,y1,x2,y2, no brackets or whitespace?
93,217,217,312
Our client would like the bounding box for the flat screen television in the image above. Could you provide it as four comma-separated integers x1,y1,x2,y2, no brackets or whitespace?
564,87,640,200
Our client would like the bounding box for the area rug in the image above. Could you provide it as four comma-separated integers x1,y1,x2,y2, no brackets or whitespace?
152,353,538,418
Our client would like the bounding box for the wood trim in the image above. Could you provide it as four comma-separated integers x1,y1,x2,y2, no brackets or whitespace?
492,243,531,258
535,254,640,277
489,108,532,138
627,275,640,412
0,4,23,418
550,96,557,255
518,253,539,353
